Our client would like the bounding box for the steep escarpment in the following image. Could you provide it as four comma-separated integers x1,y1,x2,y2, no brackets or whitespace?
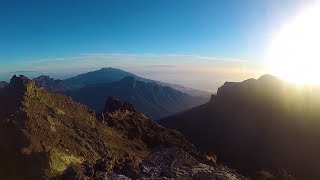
0,75,244,179
161,74,319,179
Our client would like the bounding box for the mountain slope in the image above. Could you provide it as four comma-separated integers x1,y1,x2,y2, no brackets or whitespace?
0,75,244,179
63,67,211,98
67,76,206,120
0,75,147,179
160,74,320,179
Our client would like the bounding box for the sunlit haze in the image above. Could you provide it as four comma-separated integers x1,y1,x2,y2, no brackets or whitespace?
267,2,320,85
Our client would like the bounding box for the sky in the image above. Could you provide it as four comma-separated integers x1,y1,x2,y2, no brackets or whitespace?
0,0,316,91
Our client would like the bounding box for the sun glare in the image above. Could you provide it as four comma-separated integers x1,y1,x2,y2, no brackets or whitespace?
267,3,320,85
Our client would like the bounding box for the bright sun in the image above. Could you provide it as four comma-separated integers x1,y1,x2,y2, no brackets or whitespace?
267,3,320,85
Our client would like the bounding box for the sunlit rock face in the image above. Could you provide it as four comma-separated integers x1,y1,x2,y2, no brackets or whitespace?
0,75,114,179
161,74,320,179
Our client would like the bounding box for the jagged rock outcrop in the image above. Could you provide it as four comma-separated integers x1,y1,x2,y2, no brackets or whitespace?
100,97,196,153
33,75,66,92
104,97,136,113
161,74,320,179
0,75,244,180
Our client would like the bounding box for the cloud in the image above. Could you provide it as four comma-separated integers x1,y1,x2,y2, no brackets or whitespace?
24,53,251,64
11,70,39,74
1,53,253,74
144,65,177,68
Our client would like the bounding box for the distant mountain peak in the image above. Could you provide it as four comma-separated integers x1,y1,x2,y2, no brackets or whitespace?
258,74,277,81
35,75,51,79
257,74,281,84
33,75,57,82
99,67,117,71
62,67,210,98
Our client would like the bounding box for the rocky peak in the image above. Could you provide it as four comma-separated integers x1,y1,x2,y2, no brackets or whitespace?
9,75,36,95
103,97,136,113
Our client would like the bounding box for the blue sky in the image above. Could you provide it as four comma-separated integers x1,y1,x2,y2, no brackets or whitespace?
0,0,314,90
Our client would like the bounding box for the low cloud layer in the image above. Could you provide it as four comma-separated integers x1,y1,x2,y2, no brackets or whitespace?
0,53,266,91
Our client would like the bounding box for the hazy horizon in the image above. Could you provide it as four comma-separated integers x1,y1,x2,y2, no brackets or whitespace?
0,53,266,91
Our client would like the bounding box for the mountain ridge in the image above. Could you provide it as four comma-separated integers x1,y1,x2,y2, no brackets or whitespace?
33,75,67,92
62,67,211,98
0,75,245,179
67,76,206,119
30,68,209,119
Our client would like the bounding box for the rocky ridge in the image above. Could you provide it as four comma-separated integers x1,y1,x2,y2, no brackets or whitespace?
0,75,244,180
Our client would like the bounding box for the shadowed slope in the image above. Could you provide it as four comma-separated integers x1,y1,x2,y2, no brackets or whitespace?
67,76,206,119
160,74,320,179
